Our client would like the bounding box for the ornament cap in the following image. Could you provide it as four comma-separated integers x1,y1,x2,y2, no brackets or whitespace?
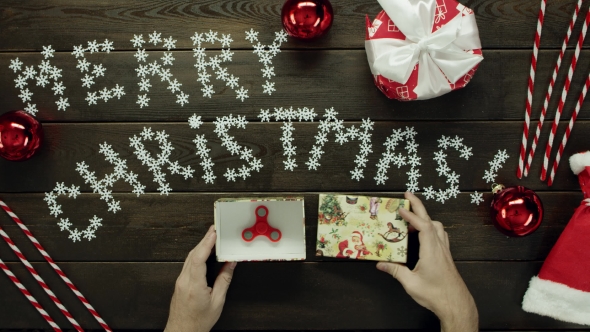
492,183,505,194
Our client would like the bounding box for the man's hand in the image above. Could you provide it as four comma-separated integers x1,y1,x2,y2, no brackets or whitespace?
376,192,478,332
165,225,237,332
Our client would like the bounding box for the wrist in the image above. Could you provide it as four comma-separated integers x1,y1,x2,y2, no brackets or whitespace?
437,297,478,332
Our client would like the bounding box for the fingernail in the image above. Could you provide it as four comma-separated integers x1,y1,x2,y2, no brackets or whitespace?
376,263,386,271
209,230,216,239
208,225,215,232
229,262,237,270
399,207,406,212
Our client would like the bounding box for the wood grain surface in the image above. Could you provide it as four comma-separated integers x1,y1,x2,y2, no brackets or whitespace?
0,261,588,330
0,0,589,50
0,122,586,193
0,192,583,262
2,49,590,122
2,0,590,330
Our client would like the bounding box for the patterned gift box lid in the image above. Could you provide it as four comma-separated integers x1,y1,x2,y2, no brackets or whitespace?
316,194,410,263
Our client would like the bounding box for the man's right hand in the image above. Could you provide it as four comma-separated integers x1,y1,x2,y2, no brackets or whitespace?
376,192,478,332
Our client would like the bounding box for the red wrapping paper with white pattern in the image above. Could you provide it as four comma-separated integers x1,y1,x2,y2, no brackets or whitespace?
365,0,483,101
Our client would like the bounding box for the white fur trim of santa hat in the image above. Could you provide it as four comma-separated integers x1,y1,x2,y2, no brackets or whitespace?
570,151,590,175
522,276,590,326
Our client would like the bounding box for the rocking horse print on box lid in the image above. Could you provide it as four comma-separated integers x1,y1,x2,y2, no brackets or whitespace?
316,194,410,263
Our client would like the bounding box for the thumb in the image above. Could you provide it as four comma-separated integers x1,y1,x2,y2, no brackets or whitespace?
211,262,237,307
376,262,412,284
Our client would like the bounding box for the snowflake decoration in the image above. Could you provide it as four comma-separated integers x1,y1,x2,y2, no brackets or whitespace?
73,39,125,106
483,149,509,183
262,81,276,95
245,29,288,95
422,135,472,204
191,31,246,100
131,128,195,191
55,97,70,111
208,114,262,182
133,31,188,108
470,191,484,205
10,45,69,114
259,107,317,171
188,114,217,184
305,108,340,171
9,58,23,73
349,118,374,181
374,127,422,193
45,127,194,242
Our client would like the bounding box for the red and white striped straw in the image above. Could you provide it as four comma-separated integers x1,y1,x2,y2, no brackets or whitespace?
523,0,583,177
0,199,112,332
0,257,62,331
541,9,590,181
0,225,83,331
517,0,547,179
547,72,590,186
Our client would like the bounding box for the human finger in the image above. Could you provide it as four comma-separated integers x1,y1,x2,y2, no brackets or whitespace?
399,207,430,232
188,226,217,273
180,225,215,275
211,262,237,308
404,191,430,220
376,262,412,285
432,221,446,242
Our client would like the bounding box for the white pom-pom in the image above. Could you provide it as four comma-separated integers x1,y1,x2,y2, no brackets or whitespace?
569,151,590,175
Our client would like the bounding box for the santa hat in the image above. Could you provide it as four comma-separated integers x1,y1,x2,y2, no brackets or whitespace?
522,151,590,326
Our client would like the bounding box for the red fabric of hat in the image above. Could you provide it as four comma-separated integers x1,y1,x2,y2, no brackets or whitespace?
522,151,590,325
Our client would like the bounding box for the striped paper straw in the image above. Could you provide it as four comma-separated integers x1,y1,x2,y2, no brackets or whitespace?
0,257,62,331
541,8,590,181
524,0,583,177
547,72,590,186
0,225,83,331
0,200,111,331
517,0,547,179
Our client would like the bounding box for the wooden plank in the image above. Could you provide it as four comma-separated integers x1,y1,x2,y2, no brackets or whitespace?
0,192,582,262
0,122,586,193
0,261,585,330
0,0,587,51
2,49,590,122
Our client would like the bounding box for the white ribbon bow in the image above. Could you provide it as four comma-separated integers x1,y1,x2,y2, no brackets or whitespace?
367,0,483,100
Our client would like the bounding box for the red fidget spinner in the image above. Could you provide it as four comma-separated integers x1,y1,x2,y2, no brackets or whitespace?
242,206,282,242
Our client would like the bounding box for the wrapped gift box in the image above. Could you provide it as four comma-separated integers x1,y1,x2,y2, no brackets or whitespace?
365,0,483,101
316,194,410,263
214,197,306,262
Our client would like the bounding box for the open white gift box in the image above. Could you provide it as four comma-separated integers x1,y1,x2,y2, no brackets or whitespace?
214,197,306,262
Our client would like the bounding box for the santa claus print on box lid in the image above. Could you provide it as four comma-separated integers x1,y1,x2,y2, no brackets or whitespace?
316,194,410,263
365,0,483,101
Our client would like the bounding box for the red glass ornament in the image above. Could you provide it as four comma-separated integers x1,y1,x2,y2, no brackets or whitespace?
0,110,43,161
490,185,543,237
281,0,333,39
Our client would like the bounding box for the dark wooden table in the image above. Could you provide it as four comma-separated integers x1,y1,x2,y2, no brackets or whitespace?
1,0,589,330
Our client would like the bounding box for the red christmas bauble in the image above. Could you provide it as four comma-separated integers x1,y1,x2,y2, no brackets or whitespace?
490,185,543,237
0,110,43,161
281,0,333,39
